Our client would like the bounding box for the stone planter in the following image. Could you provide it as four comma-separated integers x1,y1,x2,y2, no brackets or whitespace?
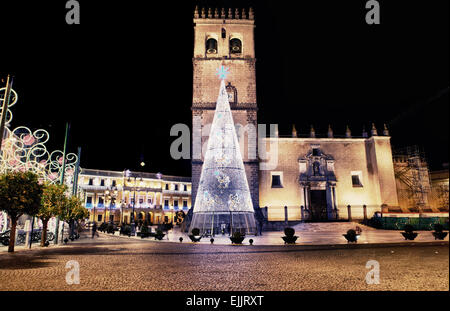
188,235,202,242
230,236,245,244
401,232,418,240
282,236,298,244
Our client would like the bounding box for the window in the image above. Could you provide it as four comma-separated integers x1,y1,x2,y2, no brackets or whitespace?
221,28,226,39
174,200,178,209
174,184,179,191
100,179,105,186
97,215,102,222
351,171,363,187
165,184,169,190
271,175,282,188
206,38,217,54
183,200,188,208
164,199,169,207
183,184,187,191
86,197,92,204
112,180,116,187
139,198,143,204
230,38,242,54
98,197,104,204
88,178,93,185
147,198,152,204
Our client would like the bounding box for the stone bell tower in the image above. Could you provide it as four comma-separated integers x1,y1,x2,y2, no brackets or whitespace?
191,6,259,210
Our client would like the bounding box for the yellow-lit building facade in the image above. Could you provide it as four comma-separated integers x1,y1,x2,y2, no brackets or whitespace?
78,169,192,225
259,127,400,222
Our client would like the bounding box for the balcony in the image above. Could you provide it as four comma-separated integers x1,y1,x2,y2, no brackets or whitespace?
162,189,191,195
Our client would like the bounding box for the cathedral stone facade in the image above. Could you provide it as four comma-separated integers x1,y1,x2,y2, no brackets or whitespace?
191,7,399,222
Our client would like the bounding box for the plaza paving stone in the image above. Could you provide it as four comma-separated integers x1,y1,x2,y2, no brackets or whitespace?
0,229,448,291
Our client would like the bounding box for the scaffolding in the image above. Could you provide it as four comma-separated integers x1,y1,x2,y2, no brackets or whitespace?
393,145,432,212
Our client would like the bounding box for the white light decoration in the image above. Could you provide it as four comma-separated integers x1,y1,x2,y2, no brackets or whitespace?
0,88,78,187
0,87,18,126
0,125,78,186
189,77,256,236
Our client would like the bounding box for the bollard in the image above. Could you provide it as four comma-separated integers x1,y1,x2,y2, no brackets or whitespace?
284,206,288,225
363,204,367,223
347,205,352,222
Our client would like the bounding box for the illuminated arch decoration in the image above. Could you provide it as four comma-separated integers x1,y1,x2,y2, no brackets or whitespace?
0,125,78,186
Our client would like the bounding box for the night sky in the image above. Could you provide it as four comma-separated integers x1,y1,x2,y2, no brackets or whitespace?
0,0,448,176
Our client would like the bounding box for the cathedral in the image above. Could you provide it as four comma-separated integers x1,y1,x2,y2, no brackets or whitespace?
191,7,400,224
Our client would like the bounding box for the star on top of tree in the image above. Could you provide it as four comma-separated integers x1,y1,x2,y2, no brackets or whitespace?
215,65,230,80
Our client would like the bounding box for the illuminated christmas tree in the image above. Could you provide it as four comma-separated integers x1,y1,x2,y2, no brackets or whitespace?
189,67,256,236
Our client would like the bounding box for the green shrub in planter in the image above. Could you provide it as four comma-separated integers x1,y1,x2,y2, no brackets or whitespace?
140,225,149,238
343,229,358,243
432,224,448,240
106,224,115,234
154,229,165,240
282,227,298,244
230,231,245,244
120,225,132,236
189,227,202,242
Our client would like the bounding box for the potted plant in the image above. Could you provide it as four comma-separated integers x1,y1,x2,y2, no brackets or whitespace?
343,229,358,243
282,227,298,244
230,231,245,244
401,224,418,240
154,229,165,240
432,224,448,240
188,228,202,242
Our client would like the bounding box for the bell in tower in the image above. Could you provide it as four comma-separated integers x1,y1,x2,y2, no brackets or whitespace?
206,38,218,54
230,38,242,54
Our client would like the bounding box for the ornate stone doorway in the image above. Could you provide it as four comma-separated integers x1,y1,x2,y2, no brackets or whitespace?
310,190,328,221
299,145,338,221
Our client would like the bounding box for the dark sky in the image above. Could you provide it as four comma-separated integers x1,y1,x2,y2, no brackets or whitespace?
0,0,448,176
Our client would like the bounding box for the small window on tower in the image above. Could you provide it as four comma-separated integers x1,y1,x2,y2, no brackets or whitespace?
206,38,217,54
221,28,226,39
312,148,320,156
271,175,283,188
351,171,363,187
230,38,242,54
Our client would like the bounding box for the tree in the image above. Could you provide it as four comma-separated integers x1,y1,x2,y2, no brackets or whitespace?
0,171,43,252
62,195,88,237
39,183,67,246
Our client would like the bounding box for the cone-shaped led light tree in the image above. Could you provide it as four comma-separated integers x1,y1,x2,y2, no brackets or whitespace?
189,67,256,236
